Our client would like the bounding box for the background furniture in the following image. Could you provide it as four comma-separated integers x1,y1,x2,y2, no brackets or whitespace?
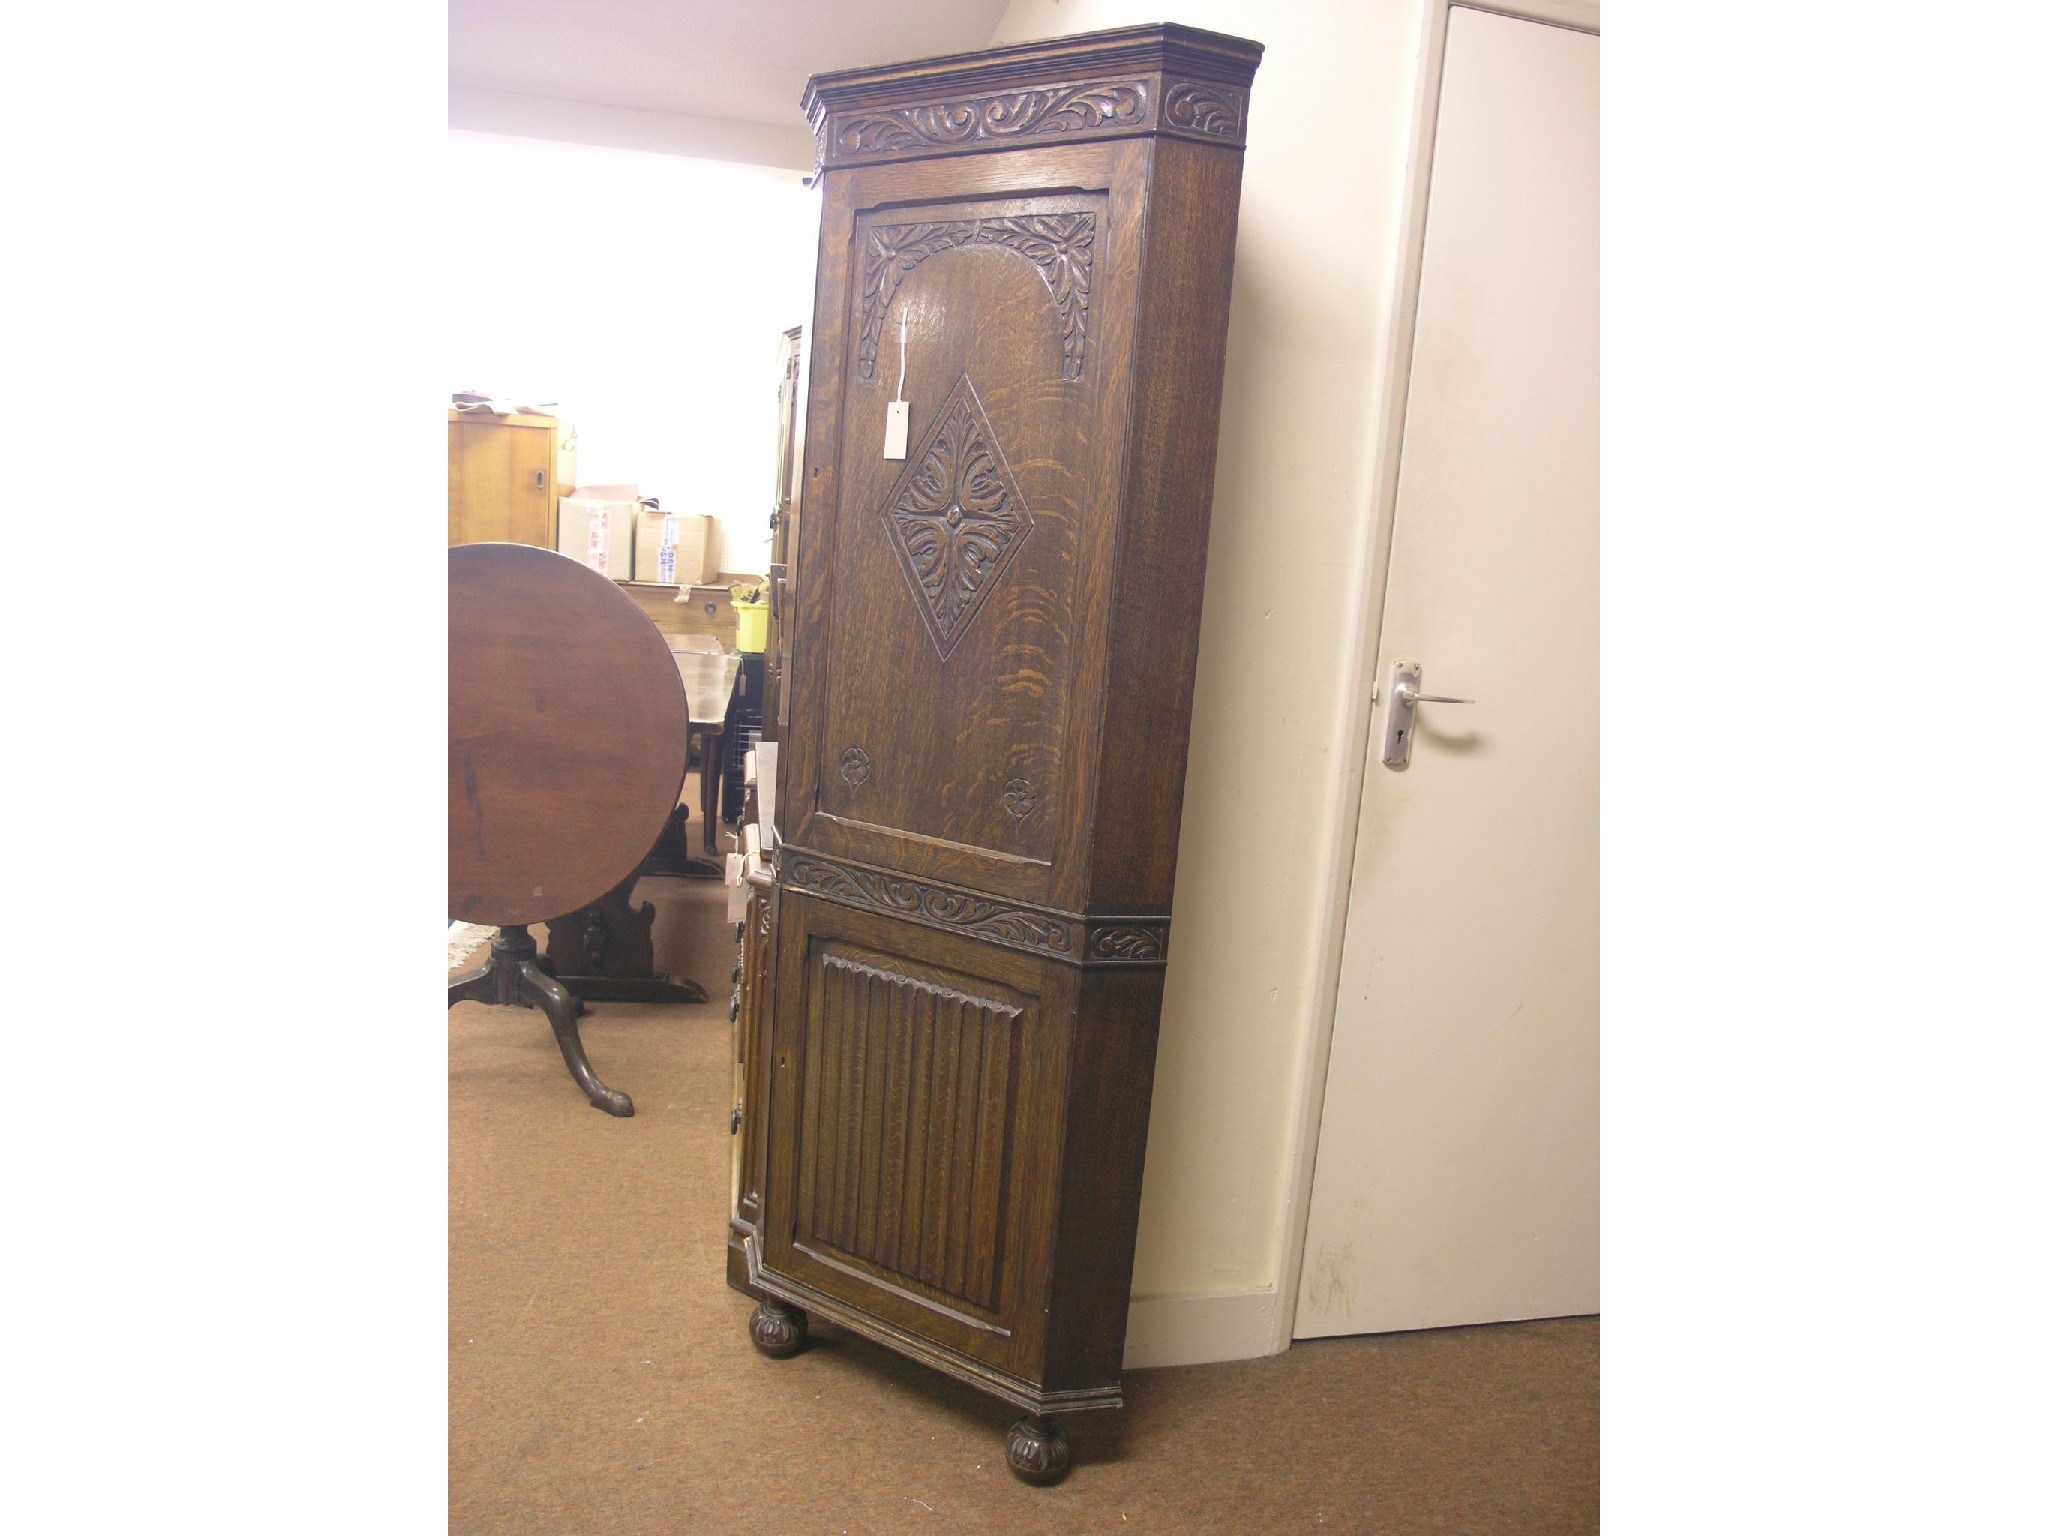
719,651,765,828
730,24,1260,1483
763,325,805,739
667,643,742,860
447,409,564,548
448,543,692,1116
539,637,740,994
619,580,741,652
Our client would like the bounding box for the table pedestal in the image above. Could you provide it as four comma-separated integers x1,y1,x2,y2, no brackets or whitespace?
447,926,633,1117
543,872,710,1007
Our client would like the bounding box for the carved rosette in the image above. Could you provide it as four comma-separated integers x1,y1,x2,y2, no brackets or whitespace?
1002,777,1037,822
831,78,1149,164
860,214,1095,383
880,375,1033,660
838,746,873,789
1161,79,1248,141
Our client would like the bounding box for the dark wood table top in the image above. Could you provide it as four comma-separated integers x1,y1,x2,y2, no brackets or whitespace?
450,544,692,928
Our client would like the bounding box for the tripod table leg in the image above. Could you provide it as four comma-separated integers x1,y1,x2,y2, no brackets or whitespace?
521,959,633,1117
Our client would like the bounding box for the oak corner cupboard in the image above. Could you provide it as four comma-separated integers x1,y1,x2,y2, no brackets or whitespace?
727,22,1261,1485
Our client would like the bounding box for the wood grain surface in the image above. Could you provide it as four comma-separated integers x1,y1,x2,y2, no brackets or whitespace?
449,543,690,927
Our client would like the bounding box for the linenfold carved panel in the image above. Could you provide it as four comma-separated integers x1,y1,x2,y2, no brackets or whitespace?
880,375,1033,661
860,215,1095,383
797,949,1022,1313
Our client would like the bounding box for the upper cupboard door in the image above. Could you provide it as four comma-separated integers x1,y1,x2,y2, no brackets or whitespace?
810,182,1120,900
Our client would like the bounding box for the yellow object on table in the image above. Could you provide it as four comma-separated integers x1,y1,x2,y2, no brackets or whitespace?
733,600,768,654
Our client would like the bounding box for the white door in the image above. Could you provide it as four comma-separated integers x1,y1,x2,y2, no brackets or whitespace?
1294,5,1600,1338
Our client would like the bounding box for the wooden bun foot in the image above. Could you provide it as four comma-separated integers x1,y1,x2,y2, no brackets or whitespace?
748,1300,808,1358
1004,1415,1071,1485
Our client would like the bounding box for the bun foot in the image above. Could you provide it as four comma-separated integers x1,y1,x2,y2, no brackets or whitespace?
1004,1415,1071,1485
748,1300,808,1358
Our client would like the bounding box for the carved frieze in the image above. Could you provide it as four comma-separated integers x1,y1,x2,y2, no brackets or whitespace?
783,852,1073,957
828,78,1150,164
880,375,1034,660
860,214,1095,383
1161,80,1248,140
1084,923,1168,965
778,851,1171,968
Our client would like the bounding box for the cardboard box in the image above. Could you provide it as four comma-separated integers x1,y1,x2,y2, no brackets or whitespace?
557,488,636,579
635,509,715,586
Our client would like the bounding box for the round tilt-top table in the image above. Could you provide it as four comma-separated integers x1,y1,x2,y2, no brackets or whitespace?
447,543,692,1115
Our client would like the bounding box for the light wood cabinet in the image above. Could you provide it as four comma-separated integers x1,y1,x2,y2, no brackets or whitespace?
617,581,739,652
447,410,560,549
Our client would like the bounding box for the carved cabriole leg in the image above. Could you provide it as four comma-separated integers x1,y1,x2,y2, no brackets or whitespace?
448,926,633,1117
522,958,633,1117
1003,1415,1071,1486
748,1299,808,1358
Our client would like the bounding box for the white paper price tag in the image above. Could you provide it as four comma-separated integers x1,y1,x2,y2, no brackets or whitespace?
883,400,910,459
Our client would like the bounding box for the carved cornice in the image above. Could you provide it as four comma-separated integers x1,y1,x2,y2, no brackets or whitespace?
804,24,1261,171
830,78,1149,164
816,71,1250,168
860,214,1095,384
777,850,1169,968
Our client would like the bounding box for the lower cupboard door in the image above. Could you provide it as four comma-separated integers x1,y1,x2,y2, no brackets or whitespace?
760,894,1069,1380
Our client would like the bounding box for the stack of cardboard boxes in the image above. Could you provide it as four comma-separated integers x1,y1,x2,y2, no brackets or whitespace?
556,484,716,585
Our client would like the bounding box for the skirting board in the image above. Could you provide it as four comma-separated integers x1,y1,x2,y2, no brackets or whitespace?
1123,1288,1283,1370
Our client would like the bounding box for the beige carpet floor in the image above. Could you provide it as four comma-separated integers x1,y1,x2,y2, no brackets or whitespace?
450,813,1597,1535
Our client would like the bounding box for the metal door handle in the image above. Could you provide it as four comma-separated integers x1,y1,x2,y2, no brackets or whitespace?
1383,661,1473,769
1392,681,1472,706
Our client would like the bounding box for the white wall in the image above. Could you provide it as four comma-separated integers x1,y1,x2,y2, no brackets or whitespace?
990,0,1437,1364
448,130,818,576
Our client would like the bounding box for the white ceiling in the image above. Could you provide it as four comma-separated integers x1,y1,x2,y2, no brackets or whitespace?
449,0,1014,127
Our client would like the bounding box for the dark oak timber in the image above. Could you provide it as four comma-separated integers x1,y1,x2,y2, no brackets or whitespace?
733,25,1261,1484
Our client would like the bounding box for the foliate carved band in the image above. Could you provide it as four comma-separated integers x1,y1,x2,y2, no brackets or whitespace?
860,214,1095,383
783,853,1073,957
777,851,1171,968
1086,924,1167,964
1161,80,1248,141
830,79,1149,163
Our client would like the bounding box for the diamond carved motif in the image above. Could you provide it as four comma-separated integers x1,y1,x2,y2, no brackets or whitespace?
880,376,1033,661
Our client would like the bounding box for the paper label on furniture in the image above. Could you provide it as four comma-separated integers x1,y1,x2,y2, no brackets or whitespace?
883,400,910,459
756,741,778,838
